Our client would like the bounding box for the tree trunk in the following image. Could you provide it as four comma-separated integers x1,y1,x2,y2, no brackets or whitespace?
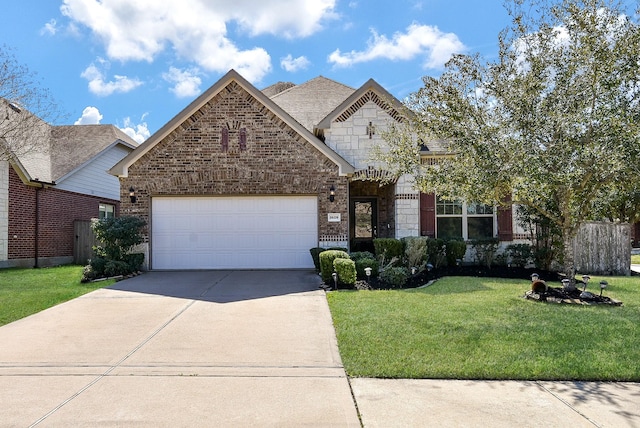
562,229,577,287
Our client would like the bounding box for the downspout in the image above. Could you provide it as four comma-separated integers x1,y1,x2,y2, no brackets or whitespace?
30,179,54,268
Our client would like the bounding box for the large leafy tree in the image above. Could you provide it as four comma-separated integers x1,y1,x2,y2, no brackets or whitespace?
380,0,640,281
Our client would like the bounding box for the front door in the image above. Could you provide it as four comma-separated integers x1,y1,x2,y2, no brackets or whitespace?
350,198,378,252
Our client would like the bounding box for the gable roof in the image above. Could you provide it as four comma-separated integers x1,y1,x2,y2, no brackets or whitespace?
316,78,407,130
2,99,138,184
268,76,355,133
50,125,137,181
110,70,355,177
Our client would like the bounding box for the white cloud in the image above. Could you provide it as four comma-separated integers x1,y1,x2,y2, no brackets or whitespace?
328,23,466,69
61,0,337,83
280,55,311,72
74,106,103,125
40,19,58,36
81,60,142,96
163,67,202,98
120,116,150,144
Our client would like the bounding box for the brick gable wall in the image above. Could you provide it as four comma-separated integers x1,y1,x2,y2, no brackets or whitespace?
119,81,348,245
7,166,120,261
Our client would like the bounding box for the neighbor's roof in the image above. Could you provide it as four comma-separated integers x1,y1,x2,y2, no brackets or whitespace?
50,125,138,181
7,120,138,185
110,69,355,177
269,76,355,133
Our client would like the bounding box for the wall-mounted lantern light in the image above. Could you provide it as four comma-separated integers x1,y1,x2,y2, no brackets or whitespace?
329,185,336,202
129,187,137,203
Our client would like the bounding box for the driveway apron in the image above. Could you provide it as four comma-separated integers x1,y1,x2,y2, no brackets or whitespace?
0,270,360,427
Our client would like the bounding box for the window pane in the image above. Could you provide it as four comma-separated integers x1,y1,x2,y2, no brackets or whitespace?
437,197,462,215
355,202,373,238
468,217,493,239
99,204,115,220
467,203,493,215
437,217,462,240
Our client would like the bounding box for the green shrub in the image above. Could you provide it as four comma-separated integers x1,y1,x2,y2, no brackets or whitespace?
426,238,447,268
379,266,409,288
82,216,146,282
470,238,499,268
92,216,146,261
104,260,131,277
355,258,379,280
506,243,534,268
349,251,375,261
309,247,325,272
402,236,428,269
123,253,145,272
373,238,403,262
319,250,350,283
333,258,357,286
445,240,467,266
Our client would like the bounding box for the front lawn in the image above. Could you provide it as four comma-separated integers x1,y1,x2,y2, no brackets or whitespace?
327,276,640,381
0,265,112,326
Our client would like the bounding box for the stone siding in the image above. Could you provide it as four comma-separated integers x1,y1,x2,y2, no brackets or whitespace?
394,175,419,238
324,99,392,171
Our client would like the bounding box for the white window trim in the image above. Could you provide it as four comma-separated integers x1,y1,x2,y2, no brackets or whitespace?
99,203,116,219
435,198,497,240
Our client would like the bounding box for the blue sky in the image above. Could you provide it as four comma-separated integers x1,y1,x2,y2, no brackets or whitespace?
0,0,512,143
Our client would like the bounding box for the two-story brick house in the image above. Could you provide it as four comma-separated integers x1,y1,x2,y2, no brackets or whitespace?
111,70,523,270
1,104,138,268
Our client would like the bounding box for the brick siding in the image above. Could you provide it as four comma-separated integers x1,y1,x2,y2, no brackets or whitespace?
119,81,349,244
8,166,120,260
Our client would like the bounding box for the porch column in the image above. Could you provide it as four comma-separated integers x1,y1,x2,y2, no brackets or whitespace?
394,174,419,239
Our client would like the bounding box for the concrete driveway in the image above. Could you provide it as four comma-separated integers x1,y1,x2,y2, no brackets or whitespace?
0,270,360,427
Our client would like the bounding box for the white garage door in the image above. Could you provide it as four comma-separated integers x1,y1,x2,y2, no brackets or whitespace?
151,196,317,269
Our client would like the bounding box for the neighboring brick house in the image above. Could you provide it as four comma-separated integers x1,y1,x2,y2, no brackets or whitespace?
111,70,527,270
0,117,138,268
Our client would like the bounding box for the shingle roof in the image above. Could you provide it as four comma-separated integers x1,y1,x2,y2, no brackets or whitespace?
268,76,355,133
50,125,137,181
261,81,296,98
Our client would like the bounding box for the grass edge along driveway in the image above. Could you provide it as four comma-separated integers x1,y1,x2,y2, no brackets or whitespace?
0,265,113,327
327,276,640,381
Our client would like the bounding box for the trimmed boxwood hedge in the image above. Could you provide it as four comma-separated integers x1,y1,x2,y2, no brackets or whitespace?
319,250,350,283
333,258,357,286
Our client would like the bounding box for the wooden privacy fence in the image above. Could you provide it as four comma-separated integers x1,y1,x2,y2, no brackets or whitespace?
74,220,98,265
573,222,631,276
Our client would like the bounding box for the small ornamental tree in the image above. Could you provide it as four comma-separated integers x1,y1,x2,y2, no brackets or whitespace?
82,216,146,281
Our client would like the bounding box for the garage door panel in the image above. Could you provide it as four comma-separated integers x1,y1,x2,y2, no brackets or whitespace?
151,196,318,269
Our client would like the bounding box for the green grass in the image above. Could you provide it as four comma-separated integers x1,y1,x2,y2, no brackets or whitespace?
327,276,640,381
631,254,640,264
0,265,113,326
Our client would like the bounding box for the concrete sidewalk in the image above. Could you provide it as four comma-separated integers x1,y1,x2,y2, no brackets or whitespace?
352,378,640,427
1,270,639,427
0,270,360,427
